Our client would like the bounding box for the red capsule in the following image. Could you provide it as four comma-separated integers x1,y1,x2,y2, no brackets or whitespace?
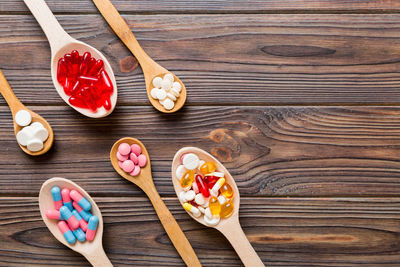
70,80,80,96
80,88,97,112
71,50,80,63
64,53,73,64
195,174,209,197
63,77,72,95
88,59,103,76
57,58,68,83
69,96,87,109
78,75,99,84
204,175,218,188
103,95,112,110
99,70,113,92
79,52,91,75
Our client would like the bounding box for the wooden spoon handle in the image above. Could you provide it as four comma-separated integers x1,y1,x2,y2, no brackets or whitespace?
143,184,202,267
0,70,24,115
84,246,113,267
23,0,72,52
219,216,264,267
91,0,154,68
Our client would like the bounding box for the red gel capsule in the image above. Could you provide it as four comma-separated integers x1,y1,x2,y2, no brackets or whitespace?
99,70,113,92
69,96,87,109
204,175,218,188
70,80,80,96
64,53,73,64
57,58,68,83
63,77,72,95
195,174,209,197
79,52,91,75
88,59,103,76
78,75,99,84
80,88,97,112
103,96,112,110
71,50,80,63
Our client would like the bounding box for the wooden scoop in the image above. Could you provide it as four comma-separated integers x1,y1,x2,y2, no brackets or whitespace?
39,177,112,267
110,138,201,266
23,0,117,118
172,147,265,267
92,0,187,113
0,70,54,156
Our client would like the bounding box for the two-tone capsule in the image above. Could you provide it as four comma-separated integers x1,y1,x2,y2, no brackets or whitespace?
210,178,225,197
72,209,88,232
61,188,73,211
183,203,201,217
86,216,99,241
70,190,91,211
58,221,76,244
60,206,79,230
73,228,86,242
45,209,63,220
73,201,92,222
51,186,63,210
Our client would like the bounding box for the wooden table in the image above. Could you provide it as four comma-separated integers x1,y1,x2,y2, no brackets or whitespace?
1,1,400,266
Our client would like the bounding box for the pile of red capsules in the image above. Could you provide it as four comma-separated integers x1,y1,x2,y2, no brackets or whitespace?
57,50,113,112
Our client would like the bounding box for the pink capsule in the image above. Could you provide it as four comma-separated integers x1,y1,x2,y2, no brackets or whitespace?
58,221,76,244
45,209,62,220
70,190,92,211
86,216,99,241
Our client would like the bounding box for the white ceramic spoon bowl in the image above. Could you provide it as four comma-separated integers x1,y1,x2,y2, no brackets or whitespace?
24,0,117,118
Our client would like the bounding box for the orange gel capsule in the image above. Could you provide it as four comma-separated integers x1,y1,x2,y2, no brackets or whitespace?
180,170,195,188
220,183,233,198
199,161,217,175
209,196,221,216
220,201,234,218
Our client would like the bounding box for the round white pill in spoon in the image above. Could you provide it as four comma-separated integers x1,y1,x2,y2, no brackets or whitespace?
27,138,44,152
15,110,32,126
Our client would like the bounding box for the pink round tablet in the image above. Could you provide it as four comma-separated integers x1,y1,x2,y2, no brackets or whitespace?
130,165,141,177
118,161,124,169
117,151,129,161
130,144,141,156
118,143,131,156
121,160,135,173
180,153,187,164
130,153,139,165
138,154,147,167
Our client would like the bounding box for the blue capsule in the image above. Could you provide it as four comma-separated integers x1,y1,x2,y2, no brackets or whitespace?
73,228,86,242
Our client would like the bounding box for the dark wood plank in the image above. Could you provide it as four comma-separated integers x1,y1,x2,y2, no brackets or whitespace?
2,14,400,105
1,105,400,197
0,0,399,13
1,197,400,266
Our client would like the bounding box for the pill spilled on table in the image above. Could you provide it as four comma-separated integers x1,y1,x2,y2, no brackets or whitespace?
46,186,98,244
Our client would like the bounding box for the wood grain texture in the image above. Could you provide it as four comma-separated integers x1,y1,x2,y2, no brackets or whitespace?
1,0,399,13
2,197,400,266
1,105,400,197
2,14,400,105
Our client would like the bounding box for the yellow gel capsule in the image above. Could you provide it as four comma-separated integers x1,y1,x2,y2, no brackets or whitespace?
220,183,233,198
220,201,234,218
199,161,217,175
209,196,221,216
180,170,195,188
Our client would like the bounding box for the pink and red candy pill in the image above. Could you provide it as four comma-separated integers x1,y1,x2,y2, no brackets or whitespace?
117,143,147,176
57,50,113,113
47,186,98,244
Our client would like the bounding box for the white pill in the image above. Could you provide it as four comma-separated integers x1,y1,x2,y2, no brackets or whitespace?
175,165,187,181
171,87,180,97
150,88,160,99
184,190,196,201
152,77,163,88
161,79,172,90
30,122,44,129
198,206,205,214
162,98,175,110
194,193,205,205
205,207,212,219
172,82,182,92
218,195,226,205
204,214,220,226
156,89,167,100
16,128,33,146
192,181,199,194
164,73,174,83
182,153,200,170
27,138,43,152
179,191,186,202
15,110,32,127
197,160,206,169
211,172,225,177
167,93,176,102
202,199,209,208
32,126,48,142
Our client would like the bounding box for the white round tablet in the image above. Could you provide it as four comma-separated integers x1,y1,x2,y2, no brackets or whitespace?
175,165,187,180
163,73,174,83
32,126,49,142
152,77,163,88
162,98,175,110
15,110,31,127
156,89,167,100
27,138,43,152
182,153,200,170
167,93,176,102
16,128,33,146
30,122,44,129
204,214,220,226
150,88,160,99
161,79,172,90
171,87,180,97
172,82,182,92
195,193,205,205
184,190,196,201
179,191,186,202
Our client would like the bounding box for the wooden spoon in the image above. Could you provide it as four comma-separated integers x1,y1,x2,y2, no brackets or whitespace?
23,0,117,118
110,138,201,266
172,147,264,267
0,70,54,156
92,0,187,113
39,177,112,266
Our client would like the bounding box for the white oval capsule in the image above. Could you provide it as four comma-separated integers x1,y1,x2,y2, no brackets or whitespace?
183,203,201,217
15,110,32,127
211,172,225,178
